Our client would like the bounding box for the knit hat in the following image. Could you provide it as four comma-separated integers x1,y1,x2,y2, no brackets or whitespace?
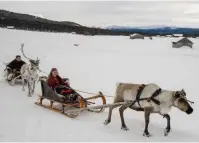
51,68,57,72
16,55,21,58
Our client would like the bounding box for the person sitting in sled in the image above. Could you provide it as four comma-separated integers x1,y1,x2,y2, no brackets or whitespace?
47,68,82,102
6,55,26,81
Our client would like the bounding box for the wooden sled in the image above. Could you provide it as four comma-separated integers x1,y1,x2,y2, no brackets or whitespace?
4,67,23,86
35,80,107,118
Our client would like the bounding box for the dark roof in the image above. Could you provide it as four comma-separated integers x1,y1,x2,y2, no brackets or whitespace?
177,38,193,44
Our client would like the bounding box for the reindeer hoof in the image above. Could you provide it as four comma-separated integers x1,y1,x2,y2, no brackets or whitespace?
164,131,169,136
9,80,15,86
104,119,110,125
121,126,129,131
164,128,171,136
143,132,151,137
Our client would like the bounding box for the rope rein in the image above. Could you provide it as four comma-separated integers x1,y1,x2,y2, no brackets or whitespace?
72,89,114,98
37,68,48,75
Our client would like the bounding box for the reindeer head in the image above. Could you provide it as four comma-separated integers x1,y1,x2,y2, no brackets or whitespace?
172,89,194,115
29,57,40,69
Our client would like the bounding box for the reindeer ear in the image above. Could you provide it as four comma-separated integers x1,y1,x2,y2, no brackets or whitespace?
175,91,180,98
181,89,185,93
181,89,186,96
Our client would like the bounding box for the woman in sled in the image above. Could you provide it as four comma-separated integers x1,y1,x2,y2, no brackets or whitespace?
47,68,82,102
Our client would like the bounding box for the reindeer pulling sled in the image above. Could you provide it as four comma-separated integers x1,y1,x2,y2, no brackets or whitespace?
35,79,107,118
4,44,40,89
4,43,41,97
65,82,194,137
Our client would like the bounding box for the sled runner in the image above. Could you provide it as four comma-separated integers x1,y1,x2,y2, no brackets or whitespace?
35,80,107,118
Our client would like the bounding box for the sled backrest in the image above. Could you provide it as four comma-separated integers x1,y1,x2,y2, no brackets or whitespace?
40,80,61,101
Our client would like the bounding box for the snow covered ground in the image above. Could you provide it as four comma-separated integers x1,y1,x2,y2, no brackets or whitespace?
0,28,199,141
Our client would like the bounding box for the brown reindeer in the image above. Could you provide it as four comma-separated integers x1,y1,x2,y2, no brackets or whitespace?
104,83,194,137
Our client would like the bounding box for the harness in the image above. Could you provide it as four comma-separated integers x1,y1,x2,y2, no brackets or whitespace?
135,84,146,107
130,84,161,108
147,88,161,105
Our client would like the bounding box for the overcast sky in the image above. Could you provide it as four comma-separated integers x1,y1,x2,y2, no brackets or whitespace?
1,1,199,28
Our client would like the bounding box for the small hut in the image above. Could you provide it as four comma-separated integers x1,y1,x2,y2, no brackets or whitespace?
172,38,193,48
173,34,183,37
6,26,14,29
130,33,144,40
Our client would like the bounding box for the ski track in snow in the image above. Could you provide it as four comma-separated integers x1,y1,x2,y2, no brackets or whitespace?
0,28,199,141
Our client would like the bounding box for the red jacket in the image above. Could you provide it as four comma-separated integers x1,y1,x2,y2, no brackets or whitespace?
47,75,69,89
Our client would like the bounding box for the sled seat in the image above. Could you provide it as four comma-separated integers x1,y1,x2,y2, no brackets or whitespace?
35,80,107,118
40,80,89,103
40,80,62,102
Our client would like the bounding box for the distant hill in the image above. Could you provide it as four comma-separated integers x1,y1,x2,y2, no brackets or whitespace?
105,25,199,37
0,9,82,27
1,9,199,37
0,9,131,36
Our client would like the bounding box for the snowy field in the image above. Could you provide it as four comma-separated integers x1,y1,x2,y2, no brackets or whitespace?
0,28,199,141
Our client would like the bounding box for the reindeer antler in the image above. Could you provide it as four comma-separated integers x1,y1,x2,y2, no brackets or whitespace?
37,57,40,62
20,43,31,60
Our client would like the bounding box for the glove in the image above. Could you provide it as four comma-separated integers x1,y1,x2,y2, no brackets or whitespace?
64,81,70,87
5,67,12,72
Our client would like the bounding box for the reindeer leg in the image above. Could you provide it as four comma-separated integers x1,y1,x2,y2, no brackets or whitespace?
104,104,121,125
30,81,33,94
22,77,25,91
143,107,153,137
27,81,31,97
163,114,171,136
32,81,36,94
119,104,130,131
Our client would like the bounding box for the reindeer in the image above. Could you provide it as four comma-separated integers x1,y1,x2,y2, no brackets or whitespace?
104,83,194,137
20,44,40,97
